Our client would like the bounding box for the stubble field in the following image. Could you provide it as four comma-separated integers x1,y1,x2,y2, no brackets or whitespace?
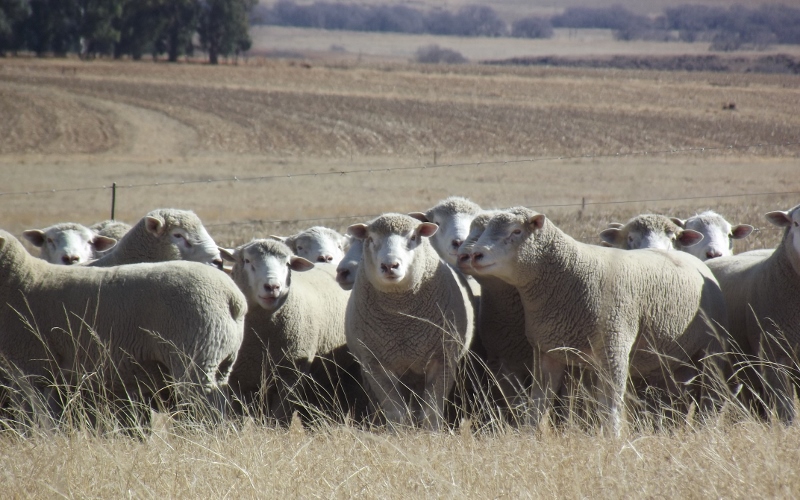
1,55,800,496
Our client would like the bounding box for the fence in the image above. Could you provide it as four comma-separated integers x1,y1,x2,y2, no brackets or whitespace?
2,140,798,231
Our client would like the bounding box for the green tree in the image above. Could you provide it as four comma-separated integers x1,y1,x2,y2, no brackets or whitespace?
197,0,254,64
23,0,81,56
77,0,125,57
0,0,30,54
114,0,168,59
159,0,198,62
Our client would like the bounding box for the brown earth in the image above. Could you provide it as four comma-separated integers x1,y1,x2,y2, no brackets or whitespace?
0,56,798,250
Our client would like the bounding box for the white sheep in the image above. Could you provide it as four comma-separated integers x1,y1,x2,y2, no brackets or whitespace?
335,237,363,291
23,223,117,265
705,203,800,422
346,213,475,430
671,210,754,260
456,210,531,422
409,196,483,266
467,207,729,435
599,214,704,251
221,239,354,424
271,226,350,264
89,208,223,268
90,219,132,241
0,229,246,430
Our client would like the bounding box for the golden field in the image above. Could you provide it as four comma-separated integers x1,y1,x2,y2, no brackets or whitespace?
1,53,800,496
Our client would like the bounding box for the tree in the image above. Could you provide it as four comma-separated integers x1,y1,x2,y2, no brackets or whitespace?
0,0,30,54
77,0,125,57
158,0,198,62
114,0,168,59
22,0,81,56
197,0,254,64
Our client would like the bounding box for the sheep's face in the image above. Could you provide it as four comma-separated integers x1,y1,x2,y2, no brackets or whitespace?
349,215,438,291
335,238,363,291
410,197,482,267
469,209,543,286
146,214,223,269
226,241,314,311
680,213,753,261
23,224,116,265
599,214,703,253
766,205,800,262
288,229,347,264
456,213,497,276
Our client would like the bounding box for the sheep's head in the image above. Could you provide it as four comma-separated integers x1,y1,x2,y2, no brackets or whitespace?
23,223,116,265
221,239,314,311
272,226,348,264
335,237,363,291
145,209,223,269
765,203,800,263
600,214,703,252
672,211,753,260
468,207,546,286
409,196,482,266
456,210,500,276
348,213,438,292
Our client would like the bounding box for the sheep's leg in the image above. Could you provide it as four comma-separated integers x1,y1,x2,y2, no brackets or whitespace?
494,362,530,425
361,360,407,431
421,357,454,432
270,360,311,426
592,339,631,437
526,346,566,429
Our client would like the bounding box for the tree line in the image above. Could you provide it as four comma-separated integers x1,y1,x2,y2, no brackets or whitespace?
0,0,255,63
254,1,800,50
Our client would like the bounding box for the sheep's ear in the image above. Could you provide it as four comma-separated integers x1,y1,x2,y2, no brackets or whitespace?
731,224,754,239
606,222,624,229
408,212,430,223
599,241,613,248
219,247,236,262
347,224,369,240
289,256,314,272
669,217,686,228
145,215,166,236
268,235,286,242
0,236,6,251
765,211,791,227
599,228,624,246
92,236,117,252
527,214,546,230
677,229,704,247
22,230,46,247
418,222,438,238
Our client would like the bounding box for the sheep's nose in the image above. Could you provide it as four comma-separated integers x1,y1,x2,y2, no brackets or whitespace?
706,250,723,259
336,269,350,281
458,253,470,263
317,254,334,263
451,239,463,250
380,262,400,273
62,255,79,265
263,283,281,295
471,252,484,263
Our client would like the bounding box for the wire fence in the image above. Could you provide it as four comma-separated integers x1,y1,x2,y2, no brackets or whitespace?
3,140,798,231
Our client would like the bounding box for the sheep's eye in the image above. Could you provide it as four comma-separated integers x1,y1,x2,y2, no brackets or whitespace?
244,258,250,264
173,233,183,239
410,235,416,241
794,221,799,227
512,229,521,235
47,238,53,244
297,246,303,251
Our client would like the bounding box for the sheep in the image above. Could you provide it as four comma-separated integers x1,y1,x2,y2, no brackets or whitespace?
221,239,355,424
23,223,117,265
671,210,754,260
456,210,531,422
89,208,223,268
467,207,729,435
409,196,483,267
346,213,475,431
705,204,800,422
335,237,363,291
0,229,246,430
271,226,350,264
599,214,704,251
90,220,132,241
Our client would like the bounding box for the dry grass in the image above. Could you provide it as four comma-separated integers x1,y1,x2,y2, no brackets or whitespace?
1,56,800,496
